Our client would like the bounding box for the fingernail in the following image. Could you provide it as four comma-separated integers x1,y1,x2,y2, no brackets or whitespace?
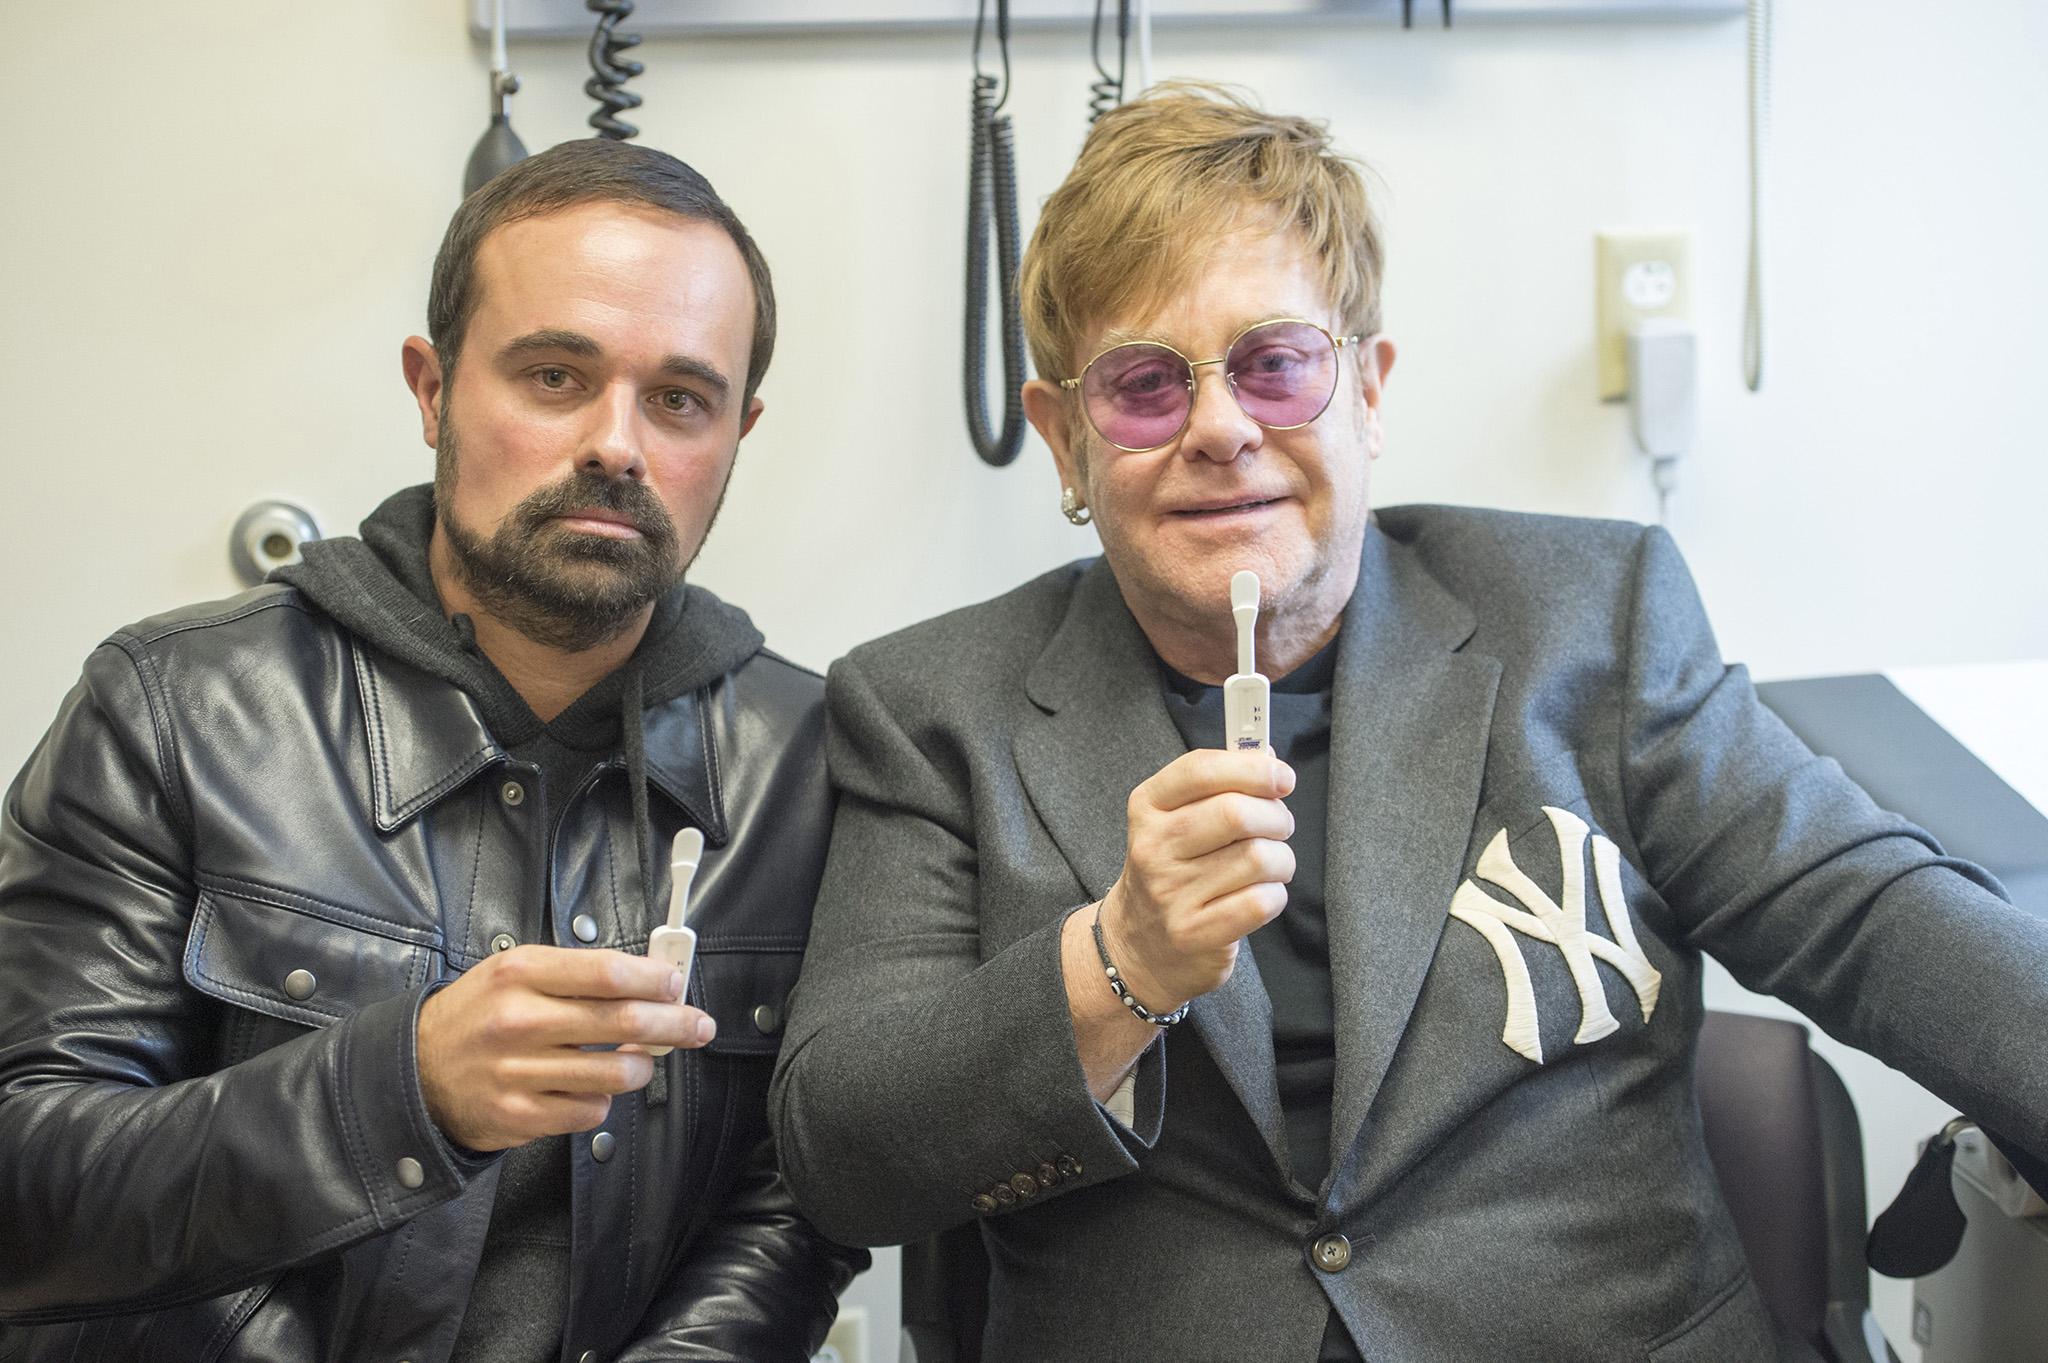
1275,761,1297,795
668,970,685,999
696,1015,716,1044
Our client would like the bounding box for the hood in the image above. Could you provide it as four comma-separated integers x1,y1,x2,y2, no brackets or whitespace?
274,483,763,750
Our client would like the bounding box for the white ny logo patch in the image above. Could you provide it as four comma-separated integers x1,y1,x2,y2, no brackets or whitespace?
1448,806,1663,1064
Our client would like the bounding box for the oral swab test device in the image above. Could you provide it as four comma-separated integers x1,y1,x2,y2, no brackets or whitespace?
1223,570,1271,754
645,826,704,1057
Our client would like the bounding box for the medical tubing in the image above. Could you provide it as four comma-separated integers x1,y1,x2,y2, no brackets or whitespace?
585,0,644,141
963,73,1027,468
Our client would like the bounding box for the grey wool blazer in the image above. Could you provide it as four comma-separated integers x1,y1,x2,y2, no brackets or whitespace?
770,506,2048,1363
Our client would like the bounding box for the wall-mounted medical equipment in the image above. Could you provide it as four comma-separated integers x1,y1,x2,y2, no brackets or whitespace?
229,500,321,587
462,0,650,197
963,0,1028,468
471,0,1744,37
465,0,530,194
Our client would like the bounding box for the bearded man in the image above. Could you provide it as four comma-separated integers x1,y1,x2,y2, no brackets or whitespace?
0,139,864,1363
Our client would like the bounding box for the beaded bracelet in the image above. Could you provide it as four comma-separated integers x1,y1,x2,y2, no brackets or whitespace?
1092,905,1190,1027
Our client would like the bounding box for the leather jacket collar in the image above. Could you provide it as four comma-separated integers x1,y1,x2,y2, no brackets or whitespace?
353,638,726,843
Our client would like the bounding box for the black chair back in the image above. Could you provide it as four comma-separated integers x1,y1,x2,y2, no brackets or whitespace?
1696,1009,1896,1363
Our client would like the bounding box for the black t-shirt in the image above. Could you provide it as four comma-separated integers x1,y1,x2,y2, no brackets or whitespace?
1160,638,1339,1189
1162,638,1365,1363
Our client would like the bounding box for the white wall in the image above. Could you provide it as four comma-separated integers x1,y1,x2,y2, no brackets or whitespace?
3,4,2045,1359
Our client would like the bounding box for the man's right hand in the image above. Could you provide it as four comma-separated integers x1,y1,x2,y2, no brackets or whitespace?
417,946,715,1152
1097,749,1297,1014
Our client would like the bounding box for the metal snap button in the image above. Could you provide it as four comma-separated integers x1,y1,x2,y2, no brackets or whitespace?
1312,1233,1352,1273
395,1157,425,1190
571,914,598,943
283,969,317,1000
499,780,525,807
591,1131,615,1163
752,1004,783,1035
490,933,517,953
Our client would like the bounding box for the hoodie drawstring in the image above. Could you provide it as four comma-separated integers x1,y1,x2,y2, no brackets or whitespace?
621,663,673,1108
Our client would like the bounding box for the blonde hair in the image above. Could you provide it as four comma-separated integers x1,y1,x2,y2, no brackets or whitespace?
1021,82,1384,389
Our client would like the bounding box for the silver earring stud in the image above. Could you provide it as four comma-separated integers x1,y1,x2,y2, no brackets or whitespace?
1060,486,1093,527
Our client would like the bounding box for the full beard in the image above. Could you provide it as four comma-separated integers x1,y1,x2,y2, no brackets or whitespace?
434,424,687,653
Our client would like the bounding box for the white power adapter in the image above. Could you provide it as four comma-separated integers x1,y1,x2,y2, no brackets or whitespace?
1627,319,1698,523
1627,319,1697,457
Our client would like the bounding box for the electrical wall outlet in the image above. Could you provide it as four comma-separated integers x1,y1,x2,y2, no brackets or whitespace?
814,1306,868,1363
1595,228,1694,401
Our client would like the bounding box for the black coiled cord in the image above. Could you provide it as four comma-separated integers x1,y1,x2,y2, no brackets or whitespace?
1088,0,1130,124
964,8,1026,468
586,0,643,140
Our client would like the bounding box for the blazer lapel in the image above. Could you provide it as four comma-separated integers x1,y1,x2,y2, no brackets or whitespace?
1324,524,1501,1181
1014,561,1289,1175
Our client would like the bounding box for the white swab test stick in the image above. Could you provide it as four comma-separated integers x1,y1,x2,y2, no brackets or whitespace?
1223,570,1271,754
645,826,704,1057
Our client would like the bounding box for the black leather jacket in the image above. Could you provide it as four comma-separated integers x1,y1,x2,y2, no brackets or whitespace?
0,585,865,1362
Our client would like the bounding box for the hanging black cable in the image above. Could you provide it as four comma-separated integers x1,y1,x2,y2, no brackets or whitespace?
1088,0,1131,125
963,0,1027,468
1400,2,1453,31
586,0,643,140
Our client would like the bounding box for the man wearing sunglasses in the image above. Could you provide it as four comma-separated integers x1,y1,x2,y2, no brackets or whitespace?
771,84,2048,1361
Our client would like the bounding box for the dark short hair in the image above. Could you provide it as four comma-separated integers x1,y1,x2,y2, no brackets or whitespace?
428,139,777,403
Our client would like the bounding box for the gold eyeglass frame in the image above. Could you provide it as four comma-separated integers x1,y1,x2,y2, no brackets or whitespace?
1056,317,1362,453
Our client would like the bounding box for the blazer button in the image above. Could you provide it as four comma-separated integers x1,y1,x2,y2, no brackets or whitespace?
1036,1162,1060,1190
591,1131,616,1163
1009,1172,1040,1199
490,932,517,953
571,914,599,943
752,1004,783,1035
992,1183,1017,1206
1056,1155,1082,1179
283,969,317,1000
499,780,525,807
972,1193,999,1214
1311,1233,1352,1273
578,1352,600,1363
395,1157,425,1190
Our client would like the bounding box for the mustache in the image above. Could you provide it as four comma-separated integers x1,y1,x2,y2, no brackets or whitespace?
513,470,674,539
